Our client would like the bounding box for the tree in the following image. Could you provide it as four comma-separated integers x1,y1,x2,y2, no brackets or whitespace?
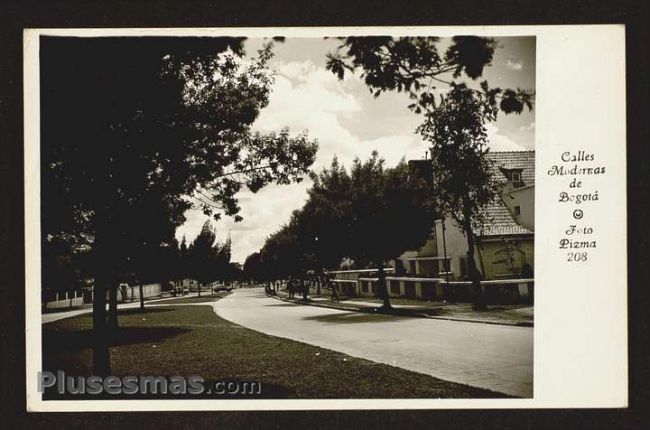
261,220,306,283
187,220,231,295
345,153,436,309
243,252,266,284
326,36,534,310
216,234,233,281
253,158,352,297
300,157,353,294
326,36,533,115
41,37,317,375
418,83,500,309
42,235,80,302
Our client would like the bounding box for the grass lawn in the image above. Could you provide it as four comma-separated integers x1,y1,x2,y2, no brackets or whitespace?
42,304,510,399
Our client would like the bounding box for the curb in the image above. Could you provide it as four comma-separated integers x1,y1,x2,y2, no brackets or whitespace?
423,315,534,327
270,294,534,328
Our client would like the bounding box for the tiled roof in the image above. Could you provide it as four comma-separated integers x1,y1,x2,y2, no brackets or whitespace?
486,150,535,187
479,201,533,236
479,151,535,237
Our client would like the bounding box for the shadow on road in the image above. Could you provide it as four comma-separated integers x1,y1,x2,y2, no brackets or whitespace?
301,311,408,324
263,302,302,307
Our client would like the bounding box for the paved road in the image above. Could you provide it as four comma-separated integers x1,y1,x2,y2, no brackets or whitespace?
214,288,533,397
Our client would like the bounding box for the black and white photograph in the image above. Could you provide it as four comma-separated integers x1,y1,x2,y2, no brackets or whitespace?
35,32,535,401
22,25,628,412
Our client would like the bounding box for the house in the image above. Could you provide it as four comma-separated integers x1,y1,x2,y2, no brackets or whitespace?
328,150,535,303
399,150,535,282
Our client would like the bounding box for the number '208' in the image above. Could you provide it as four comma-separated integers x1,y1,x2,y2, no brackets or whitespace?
567,252,588,262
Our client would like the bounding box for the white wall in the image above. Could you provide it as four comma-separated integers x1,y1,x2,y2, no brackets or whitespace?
119,283,163,301
435,218,474,280
503,185,535,231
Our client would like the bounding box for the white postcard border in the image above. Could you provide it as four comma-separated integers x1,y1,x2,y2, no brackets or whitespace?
24,24,627,411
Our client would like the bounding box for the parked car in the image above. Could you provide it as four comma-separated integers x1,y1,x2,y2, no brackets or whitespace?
212,284,233,293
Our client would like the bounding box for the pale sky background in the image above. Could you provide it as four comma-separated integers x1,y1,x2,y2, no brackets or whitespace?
176,36,536,263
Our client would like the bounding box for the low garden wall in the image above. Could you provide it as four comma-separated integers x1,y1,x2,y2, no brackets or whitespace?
352,277,534,304
42,291,84,309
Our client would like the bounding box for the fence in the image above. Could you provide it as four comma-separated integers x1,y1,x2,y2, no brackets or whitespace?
118,283,163,302
42,291,84,309
339,276,534,304
78,283,165,304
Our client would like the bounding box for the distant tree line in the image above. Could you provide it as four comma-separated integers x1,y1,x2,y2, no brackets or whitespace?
43,219,240,300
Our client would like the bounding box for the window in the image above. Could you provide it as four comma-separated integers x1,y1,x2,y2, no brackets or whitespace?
514,205,521,216
511,170,524,188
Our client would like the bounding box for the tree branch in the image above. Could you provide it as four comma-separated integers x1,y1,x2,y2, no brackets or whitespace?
214,164,273,178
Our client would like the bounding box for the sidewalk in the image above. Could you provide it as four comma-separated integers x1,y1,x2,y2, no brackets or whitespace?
41,292,205,324
272,288,533,327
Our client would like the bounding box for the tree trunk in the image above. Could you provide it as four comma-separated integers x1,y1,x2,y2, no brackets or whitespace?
302,280,308,301
316,271,322,296
475,237,487,282
107,282,119,331
139,283,145,311
463,216,486,311
92,274,111,376
377,262,392,310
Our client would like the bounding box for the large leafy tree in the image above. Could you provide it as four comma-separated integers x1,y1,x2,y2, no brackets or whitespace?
295,158,353,293
326,36,533,115
326,36,533,309
345,153,436,309
41,37,317,375
418,83,500,309
303,159,352,262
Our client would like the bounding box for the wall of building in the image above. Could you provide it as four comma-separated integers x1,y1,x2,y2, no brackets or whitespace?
435,219,534,280
477,238,535,280
435,219,469,280
503,186,535,231
118,283,163,301
396,232,439,275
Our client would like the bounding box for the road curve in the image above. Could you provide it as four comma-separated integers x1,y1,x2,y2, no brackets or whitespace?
214,288,533,397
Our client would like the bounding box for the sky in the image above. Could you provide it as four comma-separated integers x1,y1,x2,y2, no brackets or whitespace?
175,36,536,263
